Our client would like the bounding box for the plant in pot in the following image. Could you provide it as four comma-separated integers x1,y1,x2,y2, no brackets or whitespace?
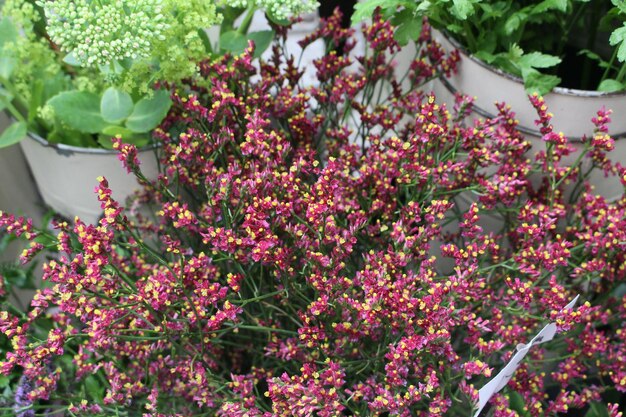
353,0,626,201
0,0,317,223
0,10,626,416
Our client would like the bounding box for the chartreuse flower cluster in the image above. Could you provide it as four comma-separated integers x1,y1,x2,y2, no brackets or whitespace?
38,0,221,88
1,9,626,417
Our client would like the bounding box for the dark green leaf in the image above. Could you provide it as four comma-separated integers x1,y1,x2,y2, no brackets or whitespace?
47,91,108,134
247,30,275,58
598,79,625,92
100,87,134,124
0,121,26,148
125,90,172,133
219,30,248,55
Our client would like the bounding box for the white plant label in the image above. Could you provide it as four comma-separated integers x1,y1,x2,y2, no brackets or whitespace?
473,295,580,417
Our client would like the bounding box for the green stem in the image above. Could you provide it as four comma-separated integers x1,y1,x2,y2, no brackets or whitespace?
237,5,255,35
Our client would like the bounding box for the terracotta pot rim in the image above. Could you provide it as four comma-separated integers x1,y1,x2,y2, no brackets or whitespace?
440,30,626,98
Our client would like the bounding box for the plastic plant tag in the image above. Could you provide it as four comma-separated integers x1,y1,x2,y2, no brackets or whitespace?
473,295,580,417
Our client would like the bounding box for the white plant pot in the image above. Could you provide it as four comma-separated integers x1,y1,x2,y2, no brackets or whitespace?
20,133,158,224
431,31,626,202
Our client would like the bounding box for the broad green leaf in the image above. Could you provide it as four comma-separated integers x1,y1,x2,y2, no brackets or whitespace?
519,52,561,69
247,30,275,58
47,91,108,134
598,79,625,92
609,25,626,62
0,375,9,389
395,18,423,46
121,135,150,148
0,17,17,49
0,56,16,79
125,90,172,133
0,121,26,148
220,30,248,55
97,135,116,149
102,125,136,137
100,87,134,124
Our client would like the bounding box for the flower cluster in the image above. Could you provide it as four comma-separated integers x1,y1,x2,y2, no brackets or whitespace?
219,0,319,21
40,0,169,67
1,9,626,417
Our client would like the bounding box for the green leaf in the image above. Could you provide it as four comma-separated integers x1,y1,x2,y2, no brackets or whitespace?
0,375,10,388
0,17,18,49
598,79,625,92
609,25,626,62
351,0,408,25
62,51,81,67
84,375,104,402
47,91,108,134
247,30,275,58
612,0,626,14
395,18,423,46
523,69,561,95
220,30,248,55
504,12,527,35
584,402,610,417
125,90,172,133
533,0,568,13
102,125,136,137
0,87,14,110
519,52,561,69
120,135,149,148
0,56,16,79
100,87,134,124
508,392,531,417
0,121,26,148
97,135,116,149
451,0,477,20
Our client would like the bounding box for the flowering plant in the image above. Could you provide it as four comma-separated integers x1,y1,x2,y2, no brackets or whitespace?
0,0,317,149
354,0,626,94
1,9,626,417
